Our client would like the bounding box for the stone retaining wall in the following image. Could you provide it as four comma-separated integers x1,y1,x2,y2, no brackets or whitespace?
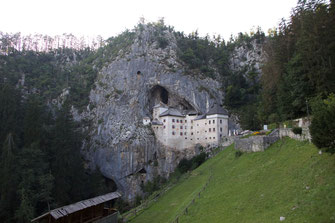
279,128,311,142
234,134,279,152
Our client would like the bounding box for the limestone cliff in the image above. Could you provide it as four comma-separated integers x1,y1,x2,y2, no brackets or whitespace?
77,25,225,201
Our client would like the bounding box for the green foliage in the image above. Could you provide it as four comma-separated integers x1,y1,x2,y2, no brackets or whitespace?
176,152,207,174
0,84,111,221
235,150,243,158
292,127,303,135
260,0,335,123
310,94,335,153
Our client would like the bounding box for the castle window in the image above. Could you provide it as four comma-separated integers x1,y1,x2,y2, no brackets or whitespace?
205,137,207,139
177,119,179,123
209,128,211,132
213,120,215,124
172,119,175,122
164,126,166,129
220,134,222,138
172,125,175,129
197,131,199,134
220,128,222,132
213,137,215,139
191,120,193,123
209,120,211,124
185,120,187,123
180,120,183,123
180,132,183,136
180,126,183,129
220,120,222,124
205,123,207,125
185,137,187,139
184,132,187,135
197,138,199,140
172,131,175,135
197,124,199,126
185,126,187,129
213,128,215,132
209,137,211,139
163,119,166,122
191,132,193,135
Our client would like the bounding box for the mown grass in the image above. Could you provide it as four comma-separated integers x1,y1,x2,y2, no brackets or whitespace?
130,138,335,223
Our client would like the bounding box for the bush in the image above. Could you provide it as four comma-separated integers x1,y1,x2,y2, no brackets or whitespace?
235,151,243,158
309,94,335,153
292,127,302,135
176,152,208,174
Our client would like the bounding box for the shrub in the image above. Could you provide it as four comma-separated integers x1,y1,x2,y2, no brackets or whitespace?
235,151,243,158
309,94,335,153
292,127,302,135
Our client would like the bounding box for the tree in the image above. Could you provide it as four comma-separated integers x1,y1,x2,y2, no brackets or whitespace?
309,94,335,153
0,133,19,223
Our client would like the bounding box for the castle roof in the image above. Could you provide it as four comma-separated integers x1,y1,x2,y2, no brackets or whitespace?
206,104,228,116
153,102,168,108
194,114,207,120
152,119,163,125
159,108,185,117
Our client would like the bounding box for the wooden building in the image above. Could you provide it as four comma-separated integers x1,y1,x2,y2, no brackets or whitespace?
31,192,121,223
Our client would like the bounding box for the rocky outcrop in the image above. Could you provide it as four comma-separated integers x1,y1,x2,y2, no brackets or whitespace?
77,25,225,201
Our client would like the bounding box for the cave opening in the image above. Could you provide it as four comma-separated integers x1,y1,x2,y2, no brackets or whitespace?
148,85,197,116
150,85,169,105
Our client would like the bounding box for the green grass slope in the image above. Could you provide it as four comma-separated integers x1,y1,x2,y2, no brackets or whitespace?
130,138,335,223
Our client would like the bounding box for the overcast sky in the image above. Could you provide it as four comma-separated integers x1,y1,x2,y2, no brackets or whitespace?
1,0,298,40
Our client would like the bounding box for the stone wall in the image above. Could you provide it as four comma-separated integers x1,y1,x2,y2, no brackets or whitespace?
234,135,279,152
279,128,311,142
234,130,280,152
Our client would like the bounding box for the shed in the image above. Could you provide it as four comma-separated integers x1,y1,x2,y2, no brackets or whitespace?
31,192,121,223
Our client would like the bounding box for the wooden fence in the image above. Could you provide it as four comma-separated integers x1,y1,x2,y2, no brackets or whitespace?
171,169,213,223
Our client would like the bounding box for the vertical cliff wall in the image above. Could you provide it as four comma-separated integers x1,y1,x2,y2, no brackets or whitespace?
77,25,225,200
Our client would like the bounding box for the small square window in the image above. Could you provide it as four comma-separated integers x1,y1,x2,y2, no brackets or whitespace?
220,120,222,124
220,128,222,132
172,119,175,122
180,126,183,129
172,125,175,129
209,128,211,132
209,137,211,139
213,128,215,132
163,119,166,122
172,131,175,135
180,120,183,123
164,126,166,129
213,120,215,124
180,132,183,136
177,119,179,123
209,120,211,124
185,120,187,123
213,137,215,139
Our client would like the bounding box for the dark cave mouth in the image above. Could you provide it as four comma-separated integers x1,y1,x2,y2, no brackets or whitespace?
148,85,196,114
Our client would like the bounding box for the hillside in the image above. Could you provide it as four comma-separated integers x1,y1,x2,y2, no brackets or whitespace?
129,138,335,223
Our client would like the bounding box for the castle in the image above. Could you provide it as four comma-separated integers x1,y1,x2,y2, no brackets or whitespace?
143,103,229,149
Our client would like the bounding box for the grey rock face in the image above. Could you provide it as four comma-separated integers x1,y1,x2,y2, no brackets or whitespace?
78,25,225,201
229,39,265,81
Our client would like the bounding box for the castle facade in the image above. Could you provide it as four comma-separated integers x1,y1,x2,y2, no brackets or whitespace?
143,103,229,149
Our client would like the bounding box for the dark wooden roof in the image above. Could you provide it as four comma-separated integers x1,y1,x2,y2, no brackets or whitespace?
159,108,185,117
206,104,228,116
31,192,121,222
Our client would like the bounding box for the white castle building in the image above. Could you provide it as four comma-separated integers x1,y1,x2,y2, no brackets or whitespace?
143,103,229,149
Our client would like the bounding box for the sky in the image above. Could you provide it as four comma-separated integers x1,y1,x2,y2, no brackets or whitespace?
1,0,298,40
